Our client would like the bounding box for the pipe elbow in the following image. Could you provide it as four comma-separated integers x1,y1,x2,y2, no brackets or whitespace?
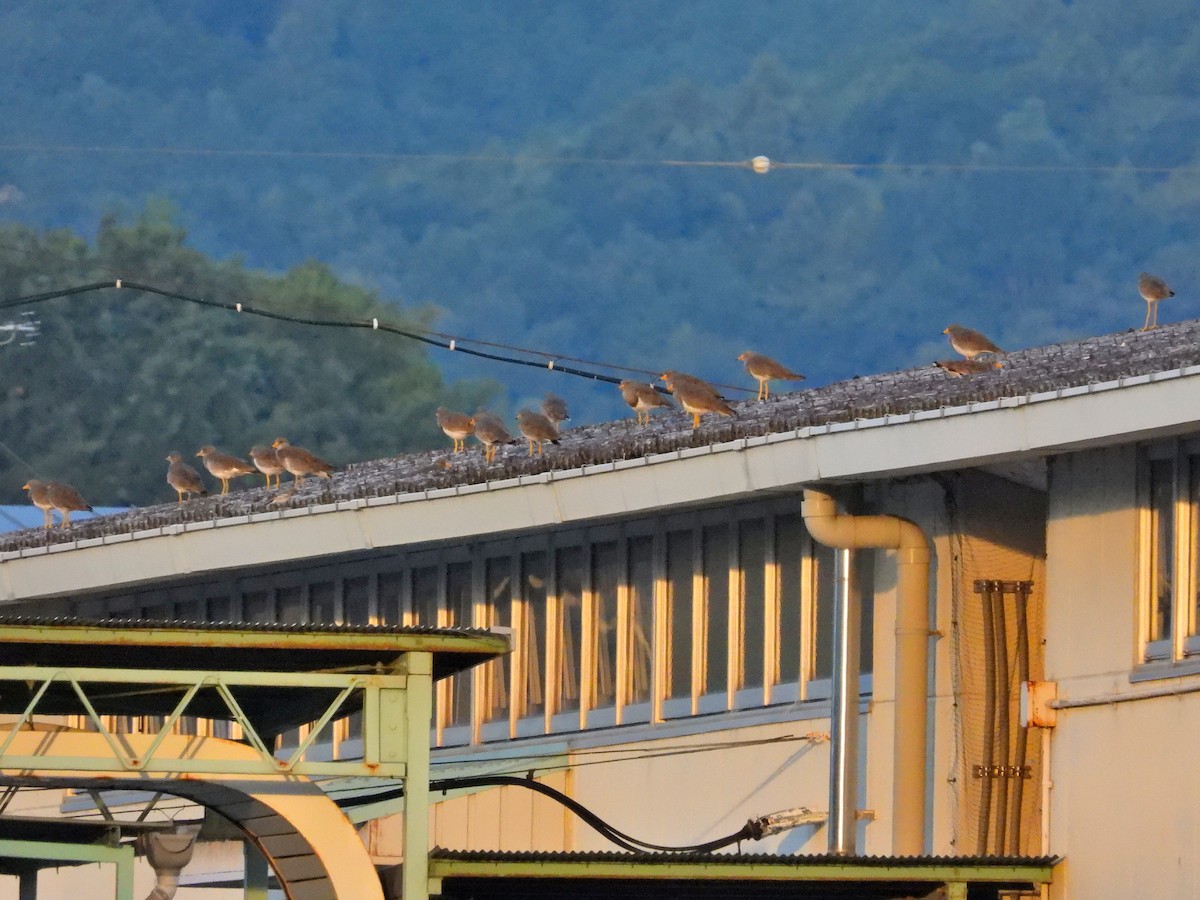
802,489,929,560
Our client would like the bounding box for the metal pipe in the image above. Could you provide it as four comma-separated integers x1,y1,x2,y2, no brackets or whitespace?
977,586,996,855
992,584,1010,854
1008,583,1031,855
801,488,932,857
828,546,861,855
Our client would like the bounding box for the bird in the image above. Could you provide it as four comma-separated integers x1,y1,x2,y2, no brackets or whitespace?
166,452,207,503
515,409,561,456
473,412,515,463
660,371,736,428
943,324,1005,359
738,351,805,400
1139,272,1175,331
248,444,285,489
196,445,257,495
934,359,1003,377
619,380,674,425
541,392,570,427
657,374,729,400
22,479,91,529
436,407,475,453
271,438,335,485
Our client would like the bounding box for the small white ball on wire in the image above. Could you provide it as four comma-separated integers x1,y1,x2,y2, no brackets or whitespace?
750,155,771,174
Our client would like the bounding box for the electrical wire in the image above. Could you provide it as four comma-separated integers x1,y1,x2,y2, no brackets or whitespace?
340,773,757,854
0,142,1197,176
0,278,755,393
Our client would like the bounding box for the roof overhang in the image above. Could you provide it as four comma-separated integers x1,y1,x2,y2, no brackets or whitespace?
416,850,1060,899
4,366,1200,603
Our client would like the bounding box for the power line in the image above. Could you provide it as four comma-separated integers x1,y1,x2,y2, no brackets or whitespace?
0,142,1195,176
0,278,755,394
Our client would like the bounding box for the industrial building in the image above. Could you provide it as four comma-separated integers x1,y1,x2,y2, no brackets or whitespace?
3,318,1200,898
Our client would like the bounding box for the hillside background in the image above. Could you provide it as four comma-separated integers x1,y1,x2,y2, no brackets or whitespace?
1,1,1198,503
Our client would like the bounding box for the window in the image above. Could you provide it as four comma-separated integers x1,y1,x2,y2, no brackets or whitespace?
517,551,547,721
665,530,695,704
93,495,862,748
554,546,584,719
1137,443,1200,665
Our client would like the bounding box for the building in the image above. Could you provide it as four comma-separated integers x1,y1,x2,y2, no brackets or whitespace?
3,317,1200,898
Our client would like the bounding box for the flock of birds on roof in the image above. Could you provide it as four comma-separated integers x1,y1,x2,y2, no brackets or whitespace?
19,273,1178,529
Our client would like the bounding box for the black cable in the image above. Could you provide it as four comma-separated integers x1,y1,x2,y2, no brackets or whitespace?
0,278,634,387
334,774,754,854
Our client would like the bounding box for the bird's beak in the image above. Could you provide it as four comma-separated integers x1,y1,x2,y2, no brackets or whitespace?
21,482,29,491
195,450,203,457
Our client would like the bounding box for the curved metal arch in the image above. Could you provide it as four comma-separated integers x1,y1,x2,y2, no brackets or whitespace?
0,727,384,900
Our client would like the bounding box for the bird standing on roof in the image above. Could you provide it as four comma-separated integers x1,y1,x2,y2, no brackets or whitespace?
196,446,257,495
436,408,475,453
516,409,561,456
943,324,1005,360
1139,272,1175,331
619,380,674,425
541,392,570,428
23,479,92,528
271,438,335,486
166,452,207,503
660,371,736,428
248,445,285,489
934,359,1003,377
737,351,805,400
473,411,515,463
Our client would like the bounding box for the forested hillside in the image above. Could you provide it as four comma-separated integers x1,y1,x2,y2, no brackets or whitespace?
1,1,1199,480
0,211,496,504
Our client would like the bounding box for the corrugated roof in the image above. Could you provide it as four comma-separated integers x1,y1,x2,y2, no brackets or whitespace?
428,848,1060,867
3,318,1198,554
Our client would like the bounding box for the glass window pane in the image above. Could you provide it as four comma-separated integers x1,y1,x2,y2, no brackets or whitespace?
520,551,548,719
378,572,405,625
627,536,655,705
446,562,474,727
555,547,584,713
206,596,233,623
343,576,371,624
703,525,729,695
412,566,439,626
484,557,512,725
310,582,336,624
592,542,619,709
813,543,836,679
243,590,273,624
1190,456,1200,638
739,519,766,691
666,530,694,700
277,585,306,622
1150,458,1175,643
774,514,804,685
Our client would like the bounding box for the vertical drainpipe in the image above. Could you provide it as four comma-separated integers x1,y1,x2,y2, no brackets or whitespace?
802,487,932,857
828,545,861,855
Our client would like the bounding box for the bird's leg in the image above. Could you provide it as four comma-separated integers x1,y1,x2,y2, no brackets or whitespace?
692,413,701,428
537,441,543,456
176,490,184,504
62,511,71,528
762,381,769,400
41,508,51,529
1143,302,1153,331
527,438,535,457
221,479,229,495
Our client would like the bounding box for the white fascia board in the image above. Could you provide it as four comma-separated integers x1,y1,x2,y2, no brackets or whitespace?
3,370,1200,602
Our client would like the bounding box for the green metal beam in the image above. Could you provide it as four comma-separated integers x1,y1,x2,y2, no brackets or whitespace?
427,857,1058,885
0,621,509,658
0,838,133,900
